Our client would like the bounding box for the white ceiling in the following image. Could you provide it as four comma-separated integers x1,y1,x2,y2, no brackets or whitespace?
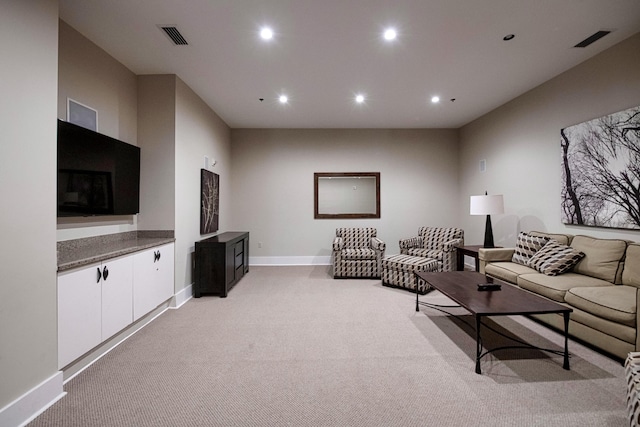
59,0,640,129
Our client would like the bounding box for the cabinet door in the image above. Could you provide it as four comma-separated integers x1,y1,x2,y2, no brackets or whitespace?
155,243,175,305
58,264,102,369
133,243,174,320
101,256,133,340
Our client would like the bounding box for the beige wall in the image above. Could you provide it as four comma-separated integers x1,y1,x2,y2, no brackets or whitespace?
175,77,231,291
137,74,233,293
459,32,640,247
0,0,59,409
57,21,139,240
137,75,177,232
230,129,460,263
58,20,137,143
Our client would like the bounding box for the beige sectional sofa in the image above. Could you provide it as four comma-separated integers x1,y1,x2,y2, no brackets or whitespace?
478,231,640,360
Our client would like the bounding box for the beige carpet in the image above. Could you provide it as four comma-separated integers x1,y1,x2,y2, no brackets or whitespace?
30,266,627,426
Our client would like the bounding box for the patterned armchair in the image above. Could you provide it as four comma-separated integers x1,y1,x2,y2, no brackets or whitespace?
332,228,386,279
399,227,464,272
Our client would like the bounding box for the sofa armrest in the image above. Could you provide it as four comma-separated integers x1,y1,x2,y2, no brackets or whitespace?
478,248,515,274
478,248,514,262
371,237,386,251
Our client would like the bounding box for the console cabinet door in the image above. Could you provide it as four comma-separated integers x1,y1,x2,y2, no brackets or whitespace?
156,243,175,305
101,256,133,340
58,263,102,369
133,243,175,320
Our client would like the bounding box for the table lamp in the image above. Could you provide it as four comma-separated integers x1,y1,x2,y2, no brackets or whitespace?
470,192,504,248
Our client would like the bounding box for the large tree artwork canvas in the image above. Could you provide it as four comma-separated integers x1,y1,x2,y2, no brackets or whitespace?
200,169,219,235
561,105,640,230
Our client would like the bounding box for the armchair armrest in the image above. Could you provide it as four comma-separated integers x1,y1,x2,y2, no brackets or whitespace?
442,238,464,252
371,237,386,251
332,237,344,251
399,236,422,250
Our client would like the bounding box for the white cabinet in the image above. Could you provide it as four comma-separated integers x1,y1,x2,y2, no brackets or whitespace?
133,243,174,321
58,242,174,369
57,255,133,369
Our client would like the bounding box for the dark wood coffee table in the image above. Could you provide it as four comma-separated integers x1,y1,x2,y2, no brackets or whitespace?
414,271,572,374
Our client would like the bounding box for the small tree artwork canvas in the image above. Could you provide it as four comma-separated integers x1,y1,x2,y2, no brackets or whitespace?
561,105,640,230
200,169,219,234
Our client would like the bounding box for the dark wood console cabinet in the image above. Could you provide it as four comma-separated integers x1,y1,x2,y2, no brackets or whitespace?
195,232,249,298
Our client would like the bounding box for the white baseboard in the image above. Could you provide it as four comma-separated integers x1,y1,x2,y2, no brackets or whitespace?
172,284,193,309
250,256,331,266
249,256,476,271
0,371,64,427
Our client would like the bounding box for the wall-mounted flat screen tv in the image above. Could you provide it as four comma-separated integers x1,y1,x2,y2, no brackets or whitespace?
57,120,140,217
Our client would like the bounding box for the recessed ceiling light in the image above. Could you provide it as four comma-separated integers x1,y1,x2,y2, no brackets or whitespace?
279,95,288,104
260,27,274,40
503,34,515,41
431,96,440,103
355,94,365,103
383,28,397,41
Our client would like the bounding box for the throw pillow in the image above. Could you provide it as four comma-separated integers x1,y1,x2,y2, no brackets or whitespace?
511,232,549,265
526,239,585,276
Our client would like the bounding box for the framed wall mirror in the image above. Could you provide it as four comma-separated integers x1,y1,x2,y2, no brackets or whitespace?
314,172,380,219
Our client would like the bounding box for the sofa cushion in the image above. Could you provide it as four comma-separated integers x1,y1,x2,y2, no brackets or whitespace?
565,285,636,327
567,307,637,345
407,248,442,260
529,231,573,246
517,272,612,302
623,244,640,289
570,235,627,283
342,248,377,260
526,240,585,276
512,232,549,265
485,262,536,284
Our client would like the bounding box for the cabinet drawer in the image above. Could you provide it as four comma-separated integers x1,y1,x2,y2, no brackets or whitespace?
235,265,245,281
234,241,243,257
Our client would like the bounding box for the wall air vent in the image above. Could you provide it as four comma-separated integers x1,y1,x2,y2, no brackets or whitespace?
160,26,188,45
574,30,612,48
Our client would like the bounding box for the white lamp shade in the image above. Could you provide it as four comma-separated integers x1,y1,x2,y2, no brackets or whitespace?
470,194,504,215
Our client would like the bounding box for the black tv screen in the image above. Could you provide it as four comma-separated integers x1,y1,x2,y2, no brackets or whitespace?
57,120,140,217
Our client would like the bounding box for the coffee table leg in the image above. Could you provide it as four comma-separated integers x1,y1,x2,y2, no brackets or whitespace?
563,312,570,370
475,315,482,374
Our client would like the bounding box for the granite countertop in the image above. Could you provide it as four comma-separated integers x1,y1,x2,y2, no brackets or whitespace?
57,230,175,272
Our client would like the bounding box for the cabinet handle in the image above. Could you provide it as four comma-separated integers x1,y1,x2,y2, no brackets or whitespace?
102,266,109,281
97,267,102,283
154,251,161,262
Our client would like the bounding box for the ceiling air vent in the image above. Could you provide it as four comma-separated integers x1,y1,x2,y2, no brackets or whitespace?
574,30,611,48
160,26,188,45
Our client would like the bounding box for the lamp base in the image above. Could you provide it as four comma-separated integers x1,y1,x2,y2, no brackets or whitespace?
483,214,495,248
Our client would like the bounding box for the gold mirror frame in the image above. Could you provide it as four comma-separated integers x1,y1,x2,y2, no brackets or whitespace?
314,172,380,219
